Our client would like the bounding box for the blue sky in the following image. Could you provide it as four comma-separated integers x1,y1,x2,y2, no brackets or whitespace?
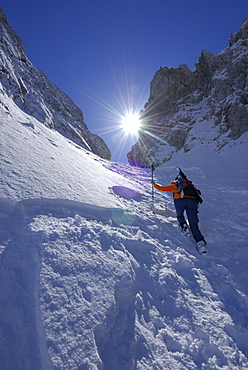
2,0,248,163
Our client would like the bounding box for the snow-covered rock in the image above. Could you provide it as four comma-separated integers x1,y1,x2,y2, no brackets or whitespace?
0,7,111,160
128,18,248,167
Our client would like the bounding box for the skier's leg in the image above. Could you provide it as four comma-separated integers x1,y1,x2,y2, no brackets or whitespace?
185,198,205,242
174,199,187,228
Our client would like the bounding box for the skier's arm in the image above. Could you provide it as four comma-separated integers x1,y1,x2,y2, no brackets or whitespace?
152,181,179,193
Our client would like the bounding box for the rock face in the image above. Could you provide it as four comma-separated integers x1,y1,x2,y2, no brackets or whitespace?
144,64,196,117
0,7,111,160
128,19,248,167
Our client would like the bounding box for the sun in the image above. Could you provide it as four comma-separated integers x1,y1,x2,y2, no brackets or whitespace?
121,113,140,135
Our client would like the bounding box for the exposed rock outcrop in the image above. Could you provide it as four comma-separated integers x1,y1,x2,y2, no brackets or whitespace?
0,7,111,160
143,64,196,117
128,18,248,167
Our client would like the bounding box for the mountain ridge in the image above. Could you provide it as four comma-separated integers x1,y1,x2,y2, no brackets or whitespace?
128,18,248,167
0,6,111,160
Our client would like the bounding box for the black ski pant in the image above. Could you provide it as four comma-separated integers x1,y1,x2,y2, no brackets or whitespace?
174,197,204,242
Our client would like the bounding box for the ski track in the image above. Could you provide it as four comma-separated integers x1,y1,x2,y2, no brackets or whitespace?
0,186,248,369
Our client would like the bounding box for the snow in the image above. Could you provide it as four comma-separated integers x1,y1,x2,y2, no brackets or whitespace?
1,92,248,369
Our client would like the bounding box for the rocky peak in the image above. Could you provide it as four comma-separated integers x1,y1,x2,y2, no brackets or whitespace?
0,7,26,62
128,19,248,167
0,7,7,23
229,18,248,46
144,64,196,118
0,7,111,160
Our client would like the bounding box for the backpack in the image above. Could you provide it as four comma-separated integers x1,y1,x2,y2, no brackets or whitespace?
175,169,203,204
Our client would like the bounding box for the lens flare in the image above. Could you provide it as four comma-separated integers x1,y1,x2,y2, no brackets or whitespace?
74,60,149,163
121,113,140,134
111,208,136,226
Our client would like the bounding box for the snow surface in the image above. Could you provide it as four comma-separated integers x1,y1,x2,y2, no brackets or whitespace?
1,90,248,369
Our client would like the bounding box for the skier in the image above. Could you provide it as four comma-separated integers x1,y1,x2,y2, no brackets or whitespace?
151,176,207,254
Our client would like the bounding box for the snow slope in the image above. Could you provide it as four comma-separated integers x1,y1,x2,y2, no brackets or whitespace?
1,92,248,369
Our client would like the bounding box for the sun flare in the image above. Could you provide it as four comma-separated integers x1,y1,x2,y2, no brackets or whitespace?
121,113,140,135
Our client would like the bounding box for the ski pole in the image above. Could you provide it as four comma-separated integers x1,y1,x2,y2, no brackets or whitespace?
151,164,155,213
